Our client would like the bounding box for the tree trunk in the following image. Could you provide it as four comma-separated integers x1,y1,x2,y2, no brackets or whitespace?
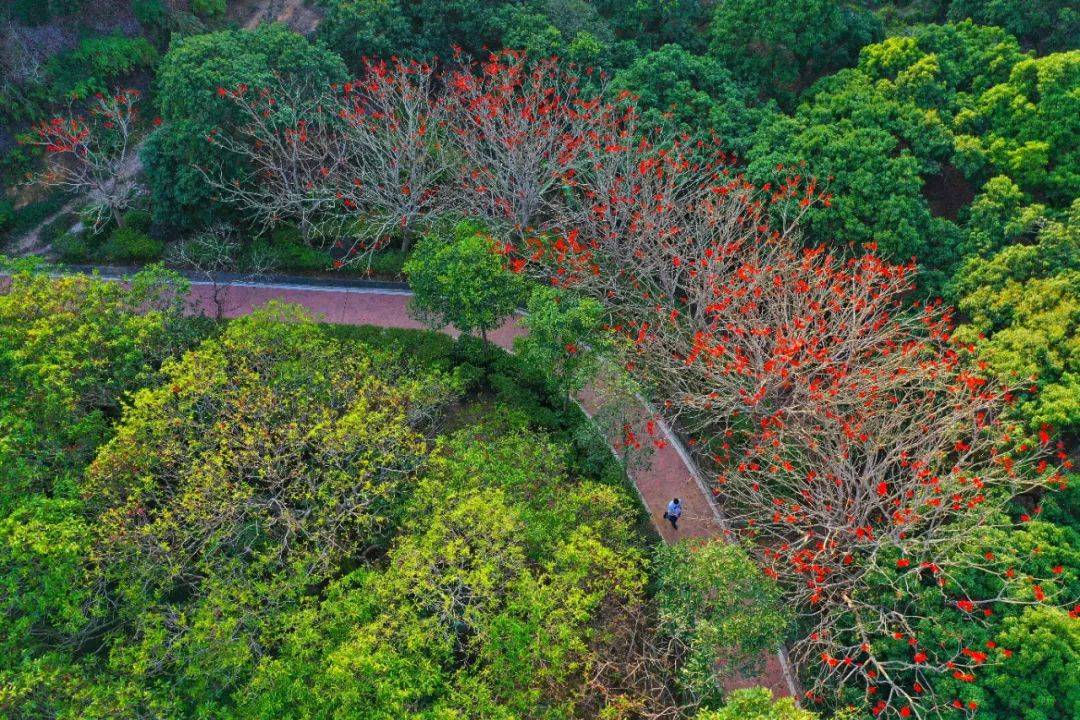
112,205,125,228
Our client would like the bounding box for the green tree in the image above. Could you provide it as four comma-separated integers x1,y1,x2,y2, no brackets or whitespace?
234,418,651,718
502,0,626,68
515,286,608,402
319,0,525,63
982,606,1080,720
404,222,524,340
591,0,717,55
695,687,817,720
953,51,1080,205
749,110,949,265
0,268,206,715
827,512,1080,720
948,0,1080,53
0,265,197,506
143,24,347,229
744,21,1035,281
958,175,1047,258
951,201,1079,434
79,303,454,711
709,0,881,107
45,35,159,100
611,44,776,155
192,0,227,18
654,539,790,705
317,0,414,70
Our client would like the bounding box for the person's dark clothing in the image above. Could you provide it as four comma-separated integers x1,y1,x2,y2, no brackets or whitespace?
663,499,682,530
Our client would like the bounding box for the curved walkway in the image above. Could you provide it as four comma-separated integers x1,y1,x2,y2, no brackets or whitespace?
187,277,799,700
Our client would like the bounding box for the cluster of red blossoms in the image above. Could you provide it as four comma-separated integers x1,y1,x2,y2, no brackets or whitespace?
32,90,140,157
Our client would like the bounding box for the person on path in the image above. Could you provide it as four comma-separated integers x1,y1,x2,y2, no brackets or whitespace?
663,497,682,530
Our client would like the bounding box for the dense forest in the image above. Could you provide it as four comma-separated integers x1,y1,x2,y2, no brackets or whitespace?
1,1,1077,719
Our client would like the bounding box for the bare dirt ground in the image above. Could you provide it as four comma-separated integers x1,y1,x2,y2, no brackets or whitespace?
231,0,323,34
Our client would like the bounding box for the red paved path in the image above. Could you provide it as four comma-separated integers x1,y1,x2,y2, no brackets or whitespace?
188,279,798,699
190,281,729,544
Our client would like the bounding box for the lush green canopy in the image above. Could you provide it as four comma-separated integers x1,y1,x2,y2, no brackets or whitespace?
405,222,524,338
143,24,348,229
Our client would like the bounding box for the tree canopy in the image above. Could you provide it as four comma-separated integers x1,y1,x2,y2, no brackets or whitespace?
405,221,524,339
143,24,348,229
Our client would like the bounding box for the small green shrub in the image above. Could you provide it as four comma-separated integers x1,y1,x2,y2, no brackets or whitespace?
7,0,85,25
0,145,39,186
53,232,92,262
270,223,303,246
98,227,164,263
489,372,563,430
192,0,226,17
367,248,409,277
251,229,330,271
132,0,168,29
38,212,76,246
326,325,456,372
46,36,158,100
121,209,152,233
5,195,69,238
452,333,504,370
0,199,13,232
79,206,116,242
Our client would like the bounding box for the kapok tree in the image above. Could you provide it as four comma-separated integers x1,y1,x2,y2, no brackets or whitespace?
203,57,452,261
203,51,631,261
505,137,1063,719
444,49,618,242
25,89,142,228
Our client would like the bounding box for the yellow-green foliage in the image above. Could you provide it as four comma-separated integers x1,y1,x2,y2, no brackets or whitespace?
953,201,1079,433
237,416,649,719
694,688,818,720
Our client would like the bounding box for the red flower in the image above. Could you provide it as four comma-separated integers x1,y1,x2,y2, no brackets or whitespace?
913,651,927,663
897,558,911,568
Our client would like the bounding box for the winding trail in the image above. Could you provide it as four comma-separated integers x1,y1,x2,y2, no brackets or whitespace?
183,275,799,700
